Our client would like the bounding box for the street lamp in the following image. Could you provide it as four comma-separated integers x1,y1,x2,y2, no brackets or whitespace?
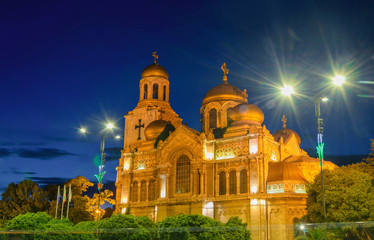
332,75,346,86
281,85,294,96
79,122,120,238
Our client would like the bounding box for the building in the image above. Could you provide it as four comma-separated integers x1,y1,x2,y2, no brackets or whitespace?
115,53,335,240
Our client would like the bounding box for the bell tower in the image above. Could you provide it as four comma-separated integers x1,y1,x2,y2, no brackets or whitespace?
123,52,182,149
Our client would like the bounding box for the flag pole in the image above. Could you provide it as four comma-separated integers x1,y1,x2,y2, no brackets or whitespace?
66,184,71,219
61,185,66,220
55,185,60,218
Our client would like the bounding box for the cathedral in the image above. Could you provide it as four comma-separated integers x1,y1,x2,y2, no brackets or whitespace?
115,53,335,240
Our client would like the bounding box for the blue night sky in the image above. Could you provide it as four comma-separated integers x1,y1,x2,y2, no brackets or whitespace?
1,0,374,196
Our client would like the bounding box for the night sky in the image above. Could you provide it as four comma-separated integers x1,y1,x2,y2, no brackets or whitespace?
1,0,374,196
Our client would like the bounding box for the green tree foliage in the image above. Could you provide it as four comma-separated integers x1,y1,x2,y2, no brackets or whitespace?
99,213,156,240
296,228,327,240
305,163,374,239
0,180,49,225
4,212,74,240
157,214,250,240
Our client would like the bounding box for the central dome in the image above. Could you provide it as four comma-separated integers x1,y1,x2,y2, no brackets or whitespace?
273,128,301,145
141,64,169,79
144,120,170,140
203,82,247,105
229,103,264,125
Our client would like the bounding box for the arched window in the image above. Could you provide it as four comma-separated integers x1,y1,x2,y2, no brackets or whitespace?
132,181,138,202
163,85,166,101
209,109,217,129
219,171,226,195
148,179,156,201
143,84,148,99
153,83,159,99
140,180,147,201
227,107,233,126
229,170,237,195
240,169,247,193
176,155,190,194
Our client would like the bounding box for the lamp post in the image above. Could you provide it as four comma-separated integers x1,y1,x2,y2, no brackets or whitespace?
281,74,345,220
79,123,120,239
315,96,328,219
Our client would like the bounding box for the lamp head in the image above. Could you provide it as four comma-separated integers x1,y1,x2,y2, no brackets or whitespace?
79,128,87,133
332,75,345,86
106,123,114,129
281,85,294,96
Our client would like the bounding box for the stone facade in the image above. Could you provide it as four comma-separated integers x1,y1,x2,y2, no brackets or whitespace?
115,55,335,240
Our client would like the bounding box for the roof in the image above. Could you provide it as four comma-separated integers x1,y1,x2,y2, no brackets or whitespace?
267,161,307,183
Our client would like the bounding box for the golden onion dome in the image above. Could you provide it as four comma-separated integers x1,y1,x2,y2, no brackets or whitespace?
273,128,301,145
144,120,169,140
228,103,264,125
202,82,247,105
141,63,169,79
267,162,307,183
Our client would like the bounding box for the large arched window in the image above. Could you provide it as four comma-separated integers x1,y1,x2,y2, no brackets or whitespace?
219,171,226,195
140,180,147,201
229,170,237,195
132,181,138,202
148,179,156,201
163,85,166,101
209,109,217,129
153,83,159,99
143,84,148,99
176,155,190,194
240,169,248,193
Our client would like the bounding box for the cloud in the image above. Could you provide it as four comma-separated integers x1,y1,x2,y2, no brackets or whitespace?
28,177,69,186
16,148,76,160
0,148,12,157
0,168,37,175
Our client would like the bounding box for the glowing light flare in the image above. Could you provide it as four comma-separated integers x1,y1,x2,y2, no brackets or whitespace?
106,122,114,129
300,225,305,230
250,199,258,205
115,135,121,139
332,75,345,86
321,97,328,102
281,85,294,96
121,208,126,214
79,128,87,133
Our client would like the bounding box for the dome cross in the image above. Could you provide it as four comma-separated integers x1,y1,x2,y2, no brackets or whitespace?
281,115,287,128
221,63,229,82
152,51,159,64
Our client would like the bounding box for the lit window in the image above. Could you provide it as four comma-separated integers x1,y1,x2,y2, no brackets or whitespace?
176,155,190,194
148,179,156,201
140,180,147,201
240,169,247,193
209,109,217,129
219,171,226,195
132,181,138,202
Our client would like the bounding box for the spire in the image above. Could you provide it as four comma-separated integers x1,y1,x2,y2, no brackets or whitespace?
221,63,229,83
281,115,287,129
152,51,159,64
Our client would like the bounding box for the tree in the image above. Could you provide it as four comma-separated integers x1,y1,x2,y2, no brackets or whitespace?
305,163,374,239
47,176,94,224
365,139,374,166
87,189,115,220
4,212,74,240
0,180,49,225
296,228,328,240
99,213,155,240
157,214,251,240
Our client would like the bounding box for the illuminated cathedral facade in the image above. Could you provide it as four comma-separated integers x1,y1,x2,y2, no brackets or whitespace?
115,53,335,240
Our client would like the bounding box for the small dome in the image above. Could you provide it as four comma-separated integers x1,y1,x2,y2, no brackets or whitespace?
273,128,301,145
228,103,264,125
203,82,247,105
144,120,169,140
141,64,169,79
267,162,307,183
